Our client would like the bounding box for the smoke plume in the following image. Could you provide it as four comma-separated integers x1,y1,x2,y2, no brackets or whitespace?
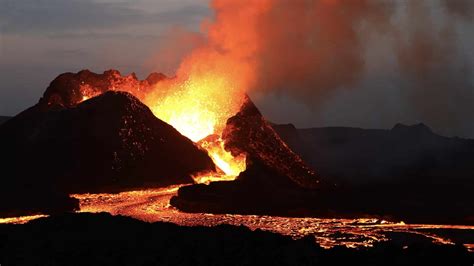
157,0,474,137
397,0,474,137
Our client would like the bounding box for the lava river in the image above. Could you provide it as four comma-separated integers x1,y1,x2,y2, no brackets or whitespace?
1,185,473,252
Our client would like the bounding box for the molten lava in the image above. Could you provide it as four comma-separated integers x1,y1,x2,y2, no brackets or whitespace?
144,73,244,143
140,73,247,184
194,135,246,184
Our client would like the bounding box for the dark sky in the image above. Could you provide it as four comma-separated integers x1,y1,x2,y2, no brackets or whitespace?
1,0,473,137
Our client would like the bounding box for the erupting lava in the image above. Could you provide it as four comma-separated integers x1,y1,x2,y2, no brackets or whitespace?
134,0,272,183
141,72,248,184
74,58,250,184
195,136,246,184
99,0,266,183
74,0,277,183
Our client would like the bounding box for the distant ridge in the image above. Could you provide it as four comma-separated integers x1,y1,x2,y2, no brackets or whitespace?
272,122,474,184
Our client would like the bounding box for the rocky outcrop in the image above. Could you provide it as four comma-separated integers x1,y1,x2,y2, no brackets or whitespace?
0,91,214,217
223,96,322,188
171,159,318,216
171,96,325,216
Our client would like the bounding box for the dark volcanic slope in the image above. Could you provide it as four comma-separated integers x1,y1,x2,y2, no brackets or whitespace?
223,96,321,188
0,91,214,217
0,213,471,266
0,116,10,125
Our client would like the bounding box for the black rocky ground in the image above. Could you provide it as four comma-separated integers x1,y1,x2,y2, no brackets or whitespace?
0,213,471,266
0,116,10,125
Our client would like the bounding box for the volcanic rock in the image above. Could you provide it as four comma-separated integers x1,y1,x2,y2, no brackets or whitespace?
171,96,324,216
223,95,321,188
0,91,214,217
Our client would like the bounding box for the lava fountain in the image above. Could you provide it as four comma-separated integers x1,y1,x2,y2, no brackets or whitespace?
134,1,268,183
142,72,248,184
74,1,280,183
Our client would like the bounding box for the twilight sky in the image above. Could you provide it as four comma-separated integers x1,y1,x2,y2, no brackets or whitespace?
1,0,473,137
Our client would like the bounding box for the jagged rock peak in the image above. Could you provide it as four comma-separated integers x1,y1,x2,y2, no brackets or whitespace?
223,95,322,189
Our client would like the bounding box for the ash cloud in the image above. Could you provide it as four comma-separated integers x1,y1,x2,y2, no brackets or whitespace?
251,0,395,103
239,0,474,137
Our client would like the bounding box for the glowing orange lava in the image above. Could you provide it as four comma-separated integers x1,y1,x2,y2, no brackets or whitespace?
68,188,474,251
142,70,248,184
144,73,244,143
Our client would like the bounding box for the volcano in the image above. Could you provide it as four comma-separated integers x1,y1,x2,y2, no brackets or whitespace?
2,69,472,225
0,72,218,217
0,70,320,218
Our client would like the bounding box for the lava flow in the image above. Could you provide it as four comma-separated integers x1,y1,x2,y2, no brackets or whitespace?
2,187,474,252
66,187,474,251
